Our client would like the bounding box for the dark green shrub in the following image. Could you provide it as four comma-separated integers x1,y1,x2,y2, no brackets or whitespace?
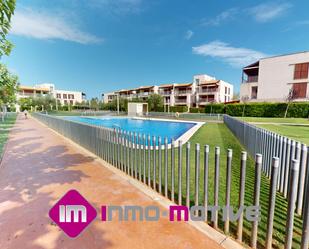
170,106,188,113
189,107,204,113
205,104,225,114
224,102,309,118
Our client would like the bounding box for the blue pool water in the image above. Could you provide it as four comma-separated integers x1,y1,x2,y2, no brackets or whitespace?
62,116,196,143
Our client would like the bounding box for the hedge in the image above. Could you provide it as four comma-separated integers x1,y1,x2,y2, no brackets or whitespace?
170,106,188,113
189,107,204,113
205,102,309,118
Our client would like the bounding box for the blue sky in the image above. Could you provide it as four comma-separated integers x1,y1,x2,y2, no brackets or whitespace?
2,0,309,98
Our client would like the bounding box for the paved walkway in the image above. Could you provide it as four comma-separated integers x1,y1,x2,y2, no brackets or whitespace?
0,115,223,249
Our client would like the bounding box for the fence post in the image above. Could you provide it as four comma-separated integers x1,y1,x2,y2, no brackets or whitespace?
130,132,134,177
265,157,279,249
225,149,232,234
237,151,247,242
134,132,137,178
158,136,162,194
297,144,307,215
284,139,291,198
204,145,209,222
277,136,283,190
301,147,309,249
138,133,142,181
214,146,220,229
280,137,287,193
178,140,183,205
285,159,300,249
251,154,262,248
171,139,175,202
195,144,200,214
186,142,191,208
164,137,168,198
148,135,151,186
143,134,146,184
153,136,156,191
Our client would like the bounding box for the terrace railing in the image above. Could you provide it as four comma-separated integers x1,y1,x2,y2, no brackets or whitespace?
32,113,309,249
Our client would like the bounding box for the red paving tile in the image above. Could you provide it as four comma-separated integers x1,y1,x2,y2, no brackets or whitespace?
0,115,223,249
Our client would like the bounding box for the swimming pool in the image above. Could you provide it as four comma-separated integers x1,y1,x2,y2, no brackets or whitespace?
61,116,199,143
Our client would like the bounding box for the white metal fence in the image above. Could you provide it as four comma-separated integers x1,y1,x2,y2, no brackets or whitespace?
33,113,309,249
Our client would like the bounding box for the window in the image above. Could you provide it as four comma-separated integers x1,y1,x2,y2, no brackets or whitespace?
56,93,61,98
63,94,67,99
294,63,309,79
70,100,74,105
251,86,258,99
225,87,227,94
292,83,307,99
228,88,230,95
71,94,74,99
195,78,200,84
64,100,68,104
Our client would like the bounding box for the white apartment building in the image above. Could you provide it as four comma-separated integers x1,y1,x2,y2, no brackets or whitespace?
16,83,86,106
194,74,233,106
240,51,309,102
102,74,234,108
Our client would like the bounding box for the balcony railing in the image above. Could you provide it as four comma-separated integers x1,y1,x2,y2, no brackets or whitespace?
175,90,191,95
198,88,218,93
175,98,187,103
199,99,215,103
243,75,259,83
159,91,172,95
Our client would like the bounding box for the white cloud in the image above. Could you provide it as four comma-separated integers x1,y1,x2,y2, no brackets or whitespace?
192,41,268,67
185,30,194,40
203,8,238,26
10,9,102,44
249,2,292,23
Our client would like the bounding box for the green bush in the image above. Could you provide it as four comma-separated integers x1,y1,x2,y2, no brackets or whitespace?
205,104,225,114
206,102,309,118
170,106,188,113
189,107,204,113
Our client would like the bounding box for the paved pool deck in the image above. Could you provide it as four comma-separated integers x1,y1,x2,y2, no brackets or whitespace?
0,115,225,249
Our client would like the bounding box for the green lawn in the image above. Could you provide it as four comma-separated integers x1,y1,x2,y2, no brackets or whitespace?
150,123,303,248
257,124,309,145
0,114,17,156
238,117,309,124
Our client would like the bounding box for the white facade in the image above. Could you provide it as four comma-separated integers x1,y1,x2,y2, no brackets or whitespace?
103,74,234,108
102,92,117,104
240,51,309,102
16,83,86,105
55,89,86,105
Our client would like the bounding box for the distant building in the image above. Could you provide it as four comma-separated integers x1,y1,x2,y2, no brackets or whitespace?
240,51,309,102
16,83,86,110
102,74,234,108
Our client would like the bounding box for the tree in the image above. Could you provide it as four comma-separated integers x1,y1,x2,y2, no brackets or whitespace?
19,94,56,111
0,63,18,106
284,88,296,118
0,0,16,56
90,98,99,111
147,94,163,111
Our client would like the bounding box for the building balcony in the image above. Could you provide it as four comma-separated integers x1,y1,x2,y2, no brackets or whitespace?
159,90,172,95
174,90,191,96
137,92,151,97
174,98,187,104
242,75,259,83
198,88,218,94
